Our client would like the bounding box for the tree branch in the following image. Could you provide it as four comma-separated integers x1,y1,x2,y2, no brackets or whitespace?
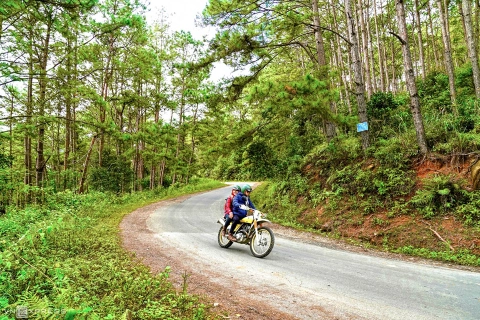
389,31,406,45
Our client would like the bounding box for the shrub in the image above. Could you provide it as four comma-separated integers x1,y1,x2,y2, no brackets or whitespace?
367,92,404,140
370,135,418,167
409,175,469,218
455,64,475,98
241,140,276,179
89,152,133,193
456,190,480,226
306,135,362,173
418,71,452,114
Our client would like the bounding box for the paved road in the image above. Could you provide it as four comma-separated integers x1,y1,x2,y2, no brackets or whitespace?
146,185,480,320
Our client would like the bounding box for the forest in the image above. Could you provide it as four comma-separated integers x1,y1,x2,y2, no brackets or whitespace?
1,0,480,318
0,0,479,201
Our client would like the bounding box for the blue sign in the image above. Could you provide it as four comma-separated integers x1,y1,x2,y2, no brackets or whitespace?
357,122,368,132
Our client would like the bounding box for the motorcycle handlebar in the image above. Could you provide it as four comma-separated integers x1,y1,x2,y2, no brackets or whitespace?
238,205,266,218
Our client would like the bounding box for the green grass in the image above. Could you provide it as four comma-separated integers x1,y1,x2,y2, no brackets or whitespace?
395,246,480,266
0,178,225,320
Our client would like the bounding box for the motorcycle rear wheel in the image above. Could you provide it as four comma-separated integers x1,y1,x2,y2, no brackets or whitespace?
250,226,275,258
217,225,233,248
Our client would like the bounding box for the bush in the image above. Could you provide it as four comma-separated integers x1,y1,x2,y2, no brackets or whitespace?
89,152,133,193
370,135,418,167
306,135,362,172
326,163,414,201
241,140,276,179
367,92,402,140
409,175,469,218
418,71,452,114
455,64,475,98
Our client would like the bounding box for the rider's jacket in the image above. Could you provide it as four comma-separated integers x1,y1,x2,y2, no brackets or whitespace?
232,192,256,218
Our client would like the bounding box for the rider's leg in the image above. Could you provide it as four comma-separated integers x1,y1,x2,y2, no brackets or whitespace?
228,215,240,241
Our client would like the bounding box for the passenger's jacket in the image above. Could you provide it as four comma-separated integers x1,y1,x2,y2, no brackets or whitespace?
232,192,256,218
224,194,234,217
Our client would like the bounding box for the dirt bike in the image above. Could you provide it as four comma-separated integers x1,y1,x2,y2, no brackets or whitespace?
217,206,275,258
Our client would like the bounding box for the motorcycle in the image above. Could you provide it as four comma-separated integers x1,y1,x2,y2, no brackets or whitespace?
217,205,275,258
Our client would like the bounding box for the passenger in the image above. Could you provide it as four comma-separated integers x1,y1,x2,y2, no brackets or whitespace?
222,185,241,237
228,184,256,242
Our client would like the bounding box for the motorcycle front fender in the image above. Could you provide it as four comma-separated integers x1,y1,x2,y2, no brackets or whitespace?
256,218,272,224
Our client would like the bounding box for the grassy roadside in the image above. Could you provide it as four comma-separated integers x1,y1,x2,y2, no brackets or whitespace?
251,181,480,267
0,178,225,320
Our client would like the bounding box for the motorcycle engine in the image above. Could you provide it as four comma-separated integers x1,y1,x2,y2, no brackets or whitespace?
235,230,246,242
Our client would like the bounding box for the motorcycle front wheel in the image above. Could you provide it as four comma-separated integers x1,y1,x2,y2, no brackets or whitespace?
217,225,233,248
250,226,275,258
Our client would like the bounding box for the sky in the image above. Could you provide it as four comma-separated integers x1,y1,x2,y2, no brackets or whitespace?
147,1,237,82
148,0,213,39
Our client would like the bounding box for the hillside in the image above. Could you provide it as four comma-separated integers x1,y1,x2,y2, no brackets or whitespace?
253,154,480,266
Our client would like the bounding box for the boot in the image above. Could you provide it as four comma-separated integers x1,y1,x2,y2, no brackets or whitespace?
227,234,236,242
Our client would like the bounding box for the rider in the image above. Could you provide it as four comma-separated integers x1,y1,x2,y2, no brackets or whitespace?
228,184,256,242
222,185,241,237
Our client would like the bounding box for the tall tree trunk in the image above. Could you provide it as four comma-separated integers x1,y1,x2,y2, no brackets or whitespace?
475,0,480,54
25,28,34,187
64,36,72,190
426,2,440,71
186,104,199,184
172,89,185,185
159,158,166,187
365,0,377,93
436,0,457,107
356,0,372,98
151,77,162,189
99,34,116,167
345,0,369,151
380,2,391,91
72,32,79,189
9,97,13,158
414,0,426,80
390,40,397,93
36,12,52,187
347,48,354,114
330,0,351,111
312,0,336,139
79,135,97,194
460,0,480,99
73,97,78,187
373,0,386,91
136,94,144,192
395,0,428,155
56,103,61,187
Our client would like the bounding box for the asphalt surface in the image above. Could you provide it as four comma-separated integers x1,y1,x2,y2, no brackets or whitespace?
146,185,480,320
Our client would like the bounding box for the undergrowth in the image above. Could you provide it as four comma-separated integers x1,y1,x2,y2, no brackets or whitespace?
253,166,480,267
0,178,224,320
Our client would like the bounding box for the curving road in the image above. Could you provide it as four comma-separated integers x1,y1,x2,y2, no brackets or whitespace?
146,185,480,320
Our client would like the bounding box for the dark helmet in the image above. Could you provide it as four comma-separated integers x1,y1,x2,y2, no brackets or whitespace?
232,185,241,191
242,184,252,193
